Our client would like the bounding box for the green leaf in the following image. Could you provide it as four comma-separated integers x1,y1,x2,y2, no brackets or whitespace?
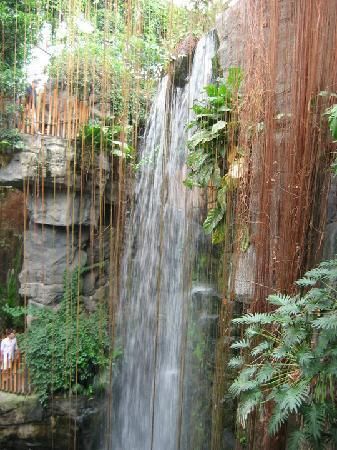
211,224,226,244
188,129,214,149
287,429,308,450
233,313,273,325
228,356,244,368
226,67,243,89
204,83,218,97
203,207,225,234
251,340,270,357
211,120,227,134
326,104,337,140
313,313,337,330
237,390,263,426
231,339,250,349
303,403,326,440
255,364,275,384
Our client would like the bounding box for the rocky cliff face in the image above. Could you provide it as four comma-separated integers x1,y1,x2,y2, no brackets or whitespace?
0,134,116,311
214,1,336,449
0,392,107,450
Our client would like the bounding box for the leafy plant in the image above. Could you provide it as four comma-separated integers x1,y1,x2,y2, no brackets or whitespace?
0,246,23,333
79,121,134,160
325,104,337,141
7,268,116,405
0,128,24,152
184,67,243,243
324,103,337,175
229,258,337,449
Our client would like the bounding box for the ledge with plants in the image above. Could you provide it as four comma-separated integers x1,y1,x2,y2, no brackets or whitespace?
4,267,121,405
184,67,243,244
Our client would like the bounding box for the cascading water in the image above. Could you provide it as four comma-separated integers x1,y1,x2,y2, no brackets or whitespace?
113,33,216,450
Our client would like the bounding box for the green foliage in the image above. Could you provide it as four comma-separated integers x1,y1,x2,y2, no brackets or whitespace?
229,258,337,448
49,0,199,129
326,104,337,141
322,99,337,174
0,1,46,146
185,68,242,243
0,128,24,152
79,121,134,160
0,246,23,333
8,268,115,405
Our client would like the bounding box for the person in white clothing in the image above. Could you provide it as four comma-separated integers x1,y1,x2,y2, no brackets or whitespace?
0,329,18,370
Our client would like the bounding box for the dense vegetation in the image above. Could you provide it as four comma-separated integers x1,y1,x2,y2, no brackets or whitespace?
0,248,23,333
6,268,116,404
229,259,337,449
185,67,242,243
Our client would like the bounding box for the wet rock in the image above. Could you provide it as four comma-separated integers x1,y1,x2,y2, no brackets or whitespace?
27,190,97,227
0,134,74,187
171,35,198,88
19,225,88,306
82,284,109,312
216,1,244,72
0,392,108,450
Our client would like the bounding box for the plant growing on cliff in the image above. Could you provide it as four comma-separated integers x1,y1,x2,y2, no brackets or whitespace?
184,67,242,243
324,103,337,175
8,268,117,405
79,121,134,160
0,246,23,333
229,258,337,449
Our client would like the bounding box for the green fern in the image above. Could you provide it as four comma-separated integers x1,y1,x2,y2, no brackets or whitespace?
228,356,244,368
303,403,326,440
287,429,308,450
228,258,337,448
230,339,250,350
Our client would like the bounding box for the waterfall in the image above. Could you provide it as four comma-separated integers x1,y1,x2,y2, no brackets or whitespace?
113,33,216,450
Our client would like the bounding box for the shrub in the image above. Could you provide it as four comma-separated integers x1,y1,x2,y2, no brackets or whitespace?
229,258,337,449
8,269,116,405
184,67,242,243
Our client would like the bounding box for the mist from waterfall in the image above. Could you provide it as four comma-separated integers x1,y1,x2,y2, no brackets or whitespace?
113,33,216,450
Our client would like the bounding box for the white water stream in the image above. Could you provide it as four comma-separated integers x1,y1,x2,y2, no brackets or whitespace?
113,33,216,450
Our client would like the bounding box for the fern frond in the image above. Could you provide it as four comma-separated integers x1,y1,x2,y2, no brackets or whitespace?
251,340,270,357
245,325,261,338
303,403,325,440
296,277,318,287
268,404,289,435
255,364,276,384
230,339,250,349
229,367,258,397
283,326,307,346
233,313,273,325
228,356,244,368
271,346,288,360
229,378,258,397
297,347,314,366
313,313,337,330
237,390,263,427
268,294,294,307
277,382,310,414
287,429,307,450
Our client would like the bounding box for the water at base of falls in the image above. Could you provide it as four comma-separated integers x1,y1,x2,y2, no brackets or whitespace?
112,33,217,450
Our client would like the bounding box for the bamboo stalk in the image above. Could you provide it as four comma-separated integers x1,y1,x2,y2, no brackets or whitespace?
52,88,58,136
36,91,41,134
47,87,53,135
41,88,46,135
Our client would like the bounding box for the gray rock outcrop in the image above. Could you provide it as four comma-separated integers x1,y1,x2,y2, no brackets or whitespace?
0,134,114,310
0,392,107,450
